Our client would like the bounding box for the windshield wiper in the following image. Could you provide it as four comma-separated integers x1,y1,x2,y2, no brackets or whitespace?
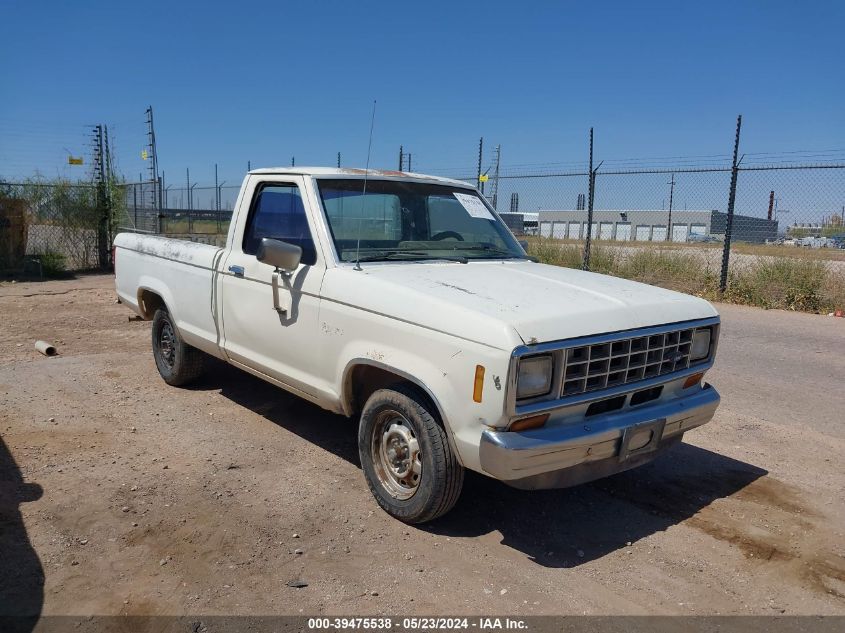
352,251,468,264
452,245,530,259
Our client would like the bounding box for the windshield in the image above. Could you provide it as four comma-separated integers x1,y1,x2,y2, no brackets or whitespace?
316,178,527,263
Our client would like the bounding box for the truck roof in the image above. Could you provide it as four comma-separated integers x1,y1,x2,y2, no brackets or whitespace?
247,166,473,188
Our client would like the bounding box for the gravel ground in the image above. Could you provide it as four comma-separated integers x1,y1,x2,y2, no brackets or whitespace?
0,274,843,617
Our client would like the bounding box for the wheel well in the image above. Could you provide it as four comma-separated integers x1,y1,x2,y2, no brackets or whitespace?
345,364,442,423
138,289,165,320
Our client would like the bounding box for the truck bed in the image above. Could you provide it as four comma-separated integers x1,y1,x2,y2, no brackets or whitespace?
114,233,225,356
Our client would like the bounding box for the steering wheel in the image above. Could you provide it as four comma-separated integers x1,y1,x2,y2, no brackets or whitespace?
430,231,464,242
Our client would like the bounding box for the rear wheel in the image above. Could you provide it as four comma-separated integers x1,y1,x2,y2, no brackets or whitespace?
151,308,204,386
358,386,464,523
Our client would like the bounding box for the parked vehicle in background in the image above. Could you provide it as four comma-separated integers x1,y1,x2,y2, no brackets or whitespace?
114,167,721,523
829,235,845,249
688,234,720,244
796,236,836,248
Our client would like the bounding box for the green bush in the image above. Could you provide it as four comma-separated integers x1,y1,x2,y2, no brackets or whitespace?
725,257,831,312
36,250,67,277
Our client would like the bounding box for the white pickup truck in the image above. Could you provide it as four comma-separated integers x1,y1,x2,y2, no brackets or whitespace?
115,167,720,523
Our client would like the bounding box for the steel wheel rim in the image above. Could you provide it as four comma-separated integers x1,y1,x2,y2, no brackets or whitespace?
371,410,421,500
159,321,176,368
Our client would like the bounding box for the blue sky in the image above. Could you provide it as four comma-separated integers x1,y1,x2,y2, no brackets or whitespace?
1,0,843,186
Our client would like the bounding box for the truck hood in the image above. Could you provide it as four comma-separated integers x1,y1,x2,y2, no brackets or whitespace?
321,260,718,350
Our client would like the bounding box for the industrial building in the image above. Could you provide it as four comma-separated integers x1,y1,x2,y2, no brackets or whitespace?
498,212,538,235
536,209,778,243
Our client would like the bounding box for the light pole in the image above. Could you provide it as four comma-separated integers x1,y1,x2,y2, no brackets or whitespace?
666,173,676,241
189,182,197,233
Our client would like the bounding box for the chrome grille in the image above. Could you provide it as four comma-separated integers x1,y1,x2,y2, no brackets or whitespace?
560,327,695,397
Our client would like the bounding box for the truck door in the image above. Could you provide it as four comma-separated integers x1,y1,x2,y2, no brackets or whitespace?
219,176,327,399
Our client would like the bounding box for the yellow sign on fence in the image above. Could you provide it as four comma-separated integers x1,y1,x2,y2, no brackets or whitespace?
67,156,83,165
478,174,489,182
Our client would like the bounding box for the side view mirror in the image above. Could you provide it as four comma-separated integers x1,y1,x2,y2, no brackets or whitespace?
257,238,302,273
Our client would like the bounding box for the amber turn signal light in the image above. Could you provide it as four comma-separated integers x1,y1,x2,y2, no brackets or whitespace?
508,414,549,432
473,365,485,403
683,372,705,389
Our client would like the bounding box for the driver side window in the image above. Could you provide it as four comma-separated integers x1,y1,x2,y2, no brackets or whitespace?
243,183,317,265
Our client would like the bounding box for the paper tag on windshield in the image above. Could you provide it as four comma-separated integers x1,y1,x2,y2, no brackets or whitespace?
453,192,495,220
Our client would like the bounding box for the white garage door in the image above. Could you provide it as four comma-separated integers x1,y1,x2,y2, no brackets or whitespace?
590,223,598,239
599,222,614,240
652,225,668,241
635,225,651,241
552,223,567,239
568,222,581,239
671,224,689,242
690,223,707,236
540,222,553,237
616,223,632,241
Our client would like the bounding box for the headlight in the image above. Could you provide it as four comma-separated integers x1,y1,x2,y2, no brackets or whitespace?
516,355,553,399
690,328,711,361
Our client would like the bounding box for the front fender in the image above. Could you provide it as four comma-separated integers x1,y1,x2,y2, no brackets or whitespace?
334,337,511,472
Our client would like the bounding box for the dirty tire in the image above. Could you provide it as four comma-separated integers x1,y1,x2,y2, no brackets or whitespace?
359,386,464,523
151,308,204,386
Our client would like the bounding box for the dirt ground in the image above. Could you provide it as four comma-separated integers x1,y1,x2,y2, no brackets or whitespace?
0,273,843,617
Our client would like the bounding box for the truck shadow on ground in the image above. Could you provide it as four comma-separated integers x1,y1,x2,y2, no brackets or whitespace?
199,363,768,569
427,445,768,568
0,437,44,631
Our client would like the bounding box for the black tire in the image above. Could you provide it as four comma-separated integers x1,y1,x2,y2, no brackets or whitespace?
151,308,204,386
358,385,464,523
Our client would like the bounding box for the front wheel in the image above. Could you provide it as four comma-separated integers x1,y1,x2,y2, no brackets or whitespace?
358,386,464,523
151,308,205,386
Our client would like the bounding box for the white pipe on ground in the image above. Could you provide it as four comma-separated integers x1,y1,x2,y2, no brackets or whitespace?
35,340,57,356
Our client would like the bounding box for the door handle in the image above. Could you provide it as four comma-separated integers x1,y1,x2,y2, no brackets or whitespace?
228,265,244,277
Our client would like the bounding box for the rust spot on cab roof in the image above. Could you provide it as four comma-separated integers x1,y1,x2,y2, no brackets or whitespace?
337,168,408,177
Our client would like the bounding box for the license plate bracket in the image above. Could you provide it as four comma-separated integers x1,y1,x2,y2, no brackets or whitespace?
618,418,666,462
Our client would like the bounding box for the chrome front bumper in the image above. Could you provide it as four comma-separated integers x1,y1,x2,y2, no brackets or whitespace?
479,383,720,490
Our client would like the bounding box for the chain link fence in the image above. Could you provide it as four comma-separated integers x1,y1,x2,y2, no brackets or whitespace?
3,162,844,313
475,163,844,312
118,182,239,241
0,181,106,276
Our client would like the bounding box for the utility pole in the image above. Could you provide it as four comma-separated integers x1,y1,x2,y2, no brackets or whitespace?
407,153,412,172
92,125,111,268
291,156,295,167
768,190,775,221
186,168,191,210
337,152,341,168
398,145,404,171
145,106,159,209
666,173,676,241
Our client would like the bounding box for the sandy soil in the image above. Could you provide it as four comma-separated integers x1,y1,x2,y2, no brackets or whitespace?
0,274,843,617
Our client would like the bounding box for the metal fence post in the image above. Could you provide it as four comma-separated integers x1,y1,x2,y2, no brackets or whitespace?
719,115,743,292
476,137,483,194
583,128,595,270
